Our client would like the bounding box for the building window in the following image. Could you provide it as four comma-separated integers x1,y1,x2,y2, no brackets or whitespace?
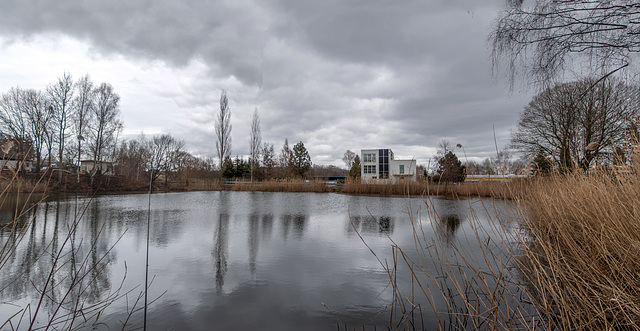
363,165,376,174
399,165,404,174
363,153,376,163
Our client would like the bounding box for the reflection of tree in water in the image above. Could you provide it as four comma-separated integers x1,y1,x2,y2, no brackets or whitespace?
0,193,45,227
348,216,395,235
261,214,273,238
440,213,462,236
0,197,120,327
213,213,229,295
281,214,307,240
248,214,259,276
434,199,466,240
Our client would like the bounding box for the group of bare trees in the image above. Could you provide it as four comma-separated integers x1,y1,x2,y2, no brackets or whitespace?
114,133,209,185
0,73,123,178
511,77,640,171
491,1,640,172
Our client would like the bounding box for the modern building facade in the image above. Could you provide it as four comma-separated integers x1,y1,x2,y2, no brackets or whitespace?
360,149,416,182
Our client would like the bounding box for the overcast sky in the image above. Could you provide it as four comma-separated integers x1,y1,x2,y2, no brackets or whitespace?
0,0,533,167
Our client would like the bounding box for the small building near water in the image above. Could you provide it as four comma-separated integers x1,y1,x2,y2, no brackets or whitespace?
360,149,416,182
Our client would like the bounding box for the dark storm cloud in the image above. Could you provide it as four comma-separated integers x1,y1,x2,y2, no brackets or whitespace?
0,0,532,164
0,0,267,86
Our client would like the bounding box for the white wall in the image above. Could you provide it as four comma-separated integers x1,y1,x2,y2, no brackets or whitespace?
389,159,416,181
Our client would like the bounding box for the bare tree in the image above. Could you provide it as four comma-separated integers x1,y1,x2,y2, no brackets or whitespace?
47,72,74,181
0,87,28,156
249,108,261,182
73,75,94,182
511,77,639,171
87,83,122,178
143,133,185,185
490,0,640,88
342,150,356,169
215,90,232,169
23,89,51,170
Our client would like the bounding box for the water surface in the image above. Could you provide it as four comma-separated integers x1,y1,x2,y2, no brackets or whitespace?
0,191,517,330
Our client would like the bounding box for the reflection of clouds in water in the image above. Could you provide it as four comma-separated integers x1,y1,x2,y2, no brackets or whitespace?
348,216,395,235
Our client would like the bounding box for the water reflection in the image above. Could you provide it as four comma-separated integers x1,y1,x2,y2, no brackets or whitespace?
0,191,519,330
0,197,119,327
281,214,307,239
434,199,467,239
348,215,395,235
213,192,230,295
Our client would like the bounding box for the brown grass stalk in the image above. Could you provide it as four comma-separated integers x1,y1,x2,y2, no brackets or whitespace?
370,163,640,330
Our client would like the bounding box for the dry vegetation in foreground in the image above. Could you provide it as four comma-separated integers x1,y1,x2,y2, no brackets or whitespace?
377,167,640,330
514,169,640,330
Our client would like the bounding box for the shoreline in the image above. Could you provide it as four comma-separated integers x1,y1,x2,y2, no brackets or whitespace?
1,173,522,201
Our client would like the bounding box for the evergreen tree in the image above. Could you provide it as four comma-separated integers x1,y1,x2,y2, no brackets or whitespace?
532,151,552,176
349,155,361,179
436,151,465,183
221,156,235,178
291,141,312,178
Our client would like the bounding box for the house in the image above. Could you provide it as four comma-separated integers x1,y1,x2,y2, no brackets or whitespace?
0,158,34,172
1,137,35,172
80,160,114,175
360,149,416,182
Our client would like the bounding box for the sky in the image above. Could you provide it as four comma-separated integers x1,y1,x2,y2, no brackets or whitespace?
0,0,533,167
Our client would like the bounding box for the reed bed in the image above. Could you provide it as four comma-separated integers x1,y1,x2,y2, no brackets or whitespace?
342,179,525,199
371,167,640,330
513,170,640,330
0,174,49,194
229,179,334,193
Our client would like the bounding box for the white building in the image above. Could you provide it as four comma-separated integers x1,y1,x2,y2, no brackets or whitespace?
360,149,416,182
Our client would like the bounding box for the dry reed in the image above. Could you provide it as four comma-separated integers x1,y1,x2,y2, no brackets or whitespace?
361,166,640,329
513,169,640,330
228,179,334,193
342,179,525,199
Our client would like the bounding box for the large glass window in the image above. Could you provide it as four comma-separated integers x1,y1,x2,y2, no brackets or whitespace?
363,165,376,174
399,165,404,174
363,153,376,163
378,149,390,178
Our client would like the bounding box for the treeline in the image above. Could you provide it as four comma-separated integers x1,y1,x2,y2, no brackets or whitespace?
0,74,342,188
0,73,121,180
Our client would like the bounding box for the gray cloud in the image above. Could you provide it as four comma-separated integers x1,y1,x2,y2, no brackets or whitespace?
0,0,532,166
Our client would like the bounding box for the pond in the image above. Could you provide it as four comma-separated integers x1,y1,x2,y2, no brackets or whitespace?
0,191,524,330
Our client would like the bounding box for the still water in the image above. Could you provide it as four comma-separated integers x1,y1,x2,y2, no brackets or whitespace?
0,191,518,330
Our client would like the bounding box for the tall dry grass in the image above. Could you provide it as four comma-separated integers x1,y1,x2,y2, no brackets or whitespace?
342,178,525,199
514,169,640,329
364,166,640,329
228,179,335,193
